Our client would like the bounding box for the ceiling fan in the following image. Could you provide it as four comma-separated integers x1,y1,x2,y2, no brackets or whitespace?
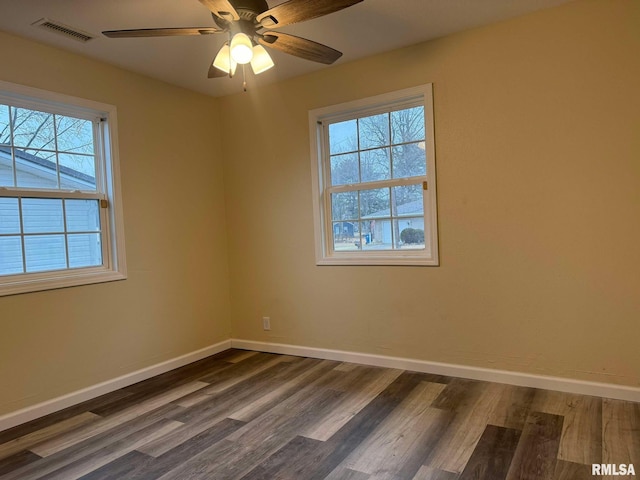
103,0,363,82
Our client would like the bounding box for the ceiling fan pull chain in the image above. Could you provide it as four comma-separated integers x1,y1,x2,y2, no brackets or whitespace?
242,64,247,92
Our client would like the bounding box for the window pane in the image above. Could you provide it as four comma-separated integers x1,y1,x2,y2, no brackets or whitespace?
396,217,426,250
0,105,10,145
68,233,102,268
360,148,390,183
22,198,64,233
0,147,14,187
24,234,67,272
15,149,58,189
59,153,96,190
329,119,357,155
55,115,94,154
361,219,393,251
391,106,425,145
392,185,424,217
65,199,100,232
360,187,390,218
392,143,426,179
330,152,358,186
331,191,358,221
0,198,21,234
332,222,358,252
12,108,56,150
358,113,389,150
0,236,23,275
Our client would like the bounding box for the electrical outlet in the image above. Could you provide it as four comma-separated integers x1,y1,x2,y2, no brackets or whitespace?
262,316,271,331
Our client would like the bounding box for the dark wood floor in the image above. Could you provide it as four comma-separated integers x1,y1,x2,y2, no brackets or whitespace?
0,349,638,480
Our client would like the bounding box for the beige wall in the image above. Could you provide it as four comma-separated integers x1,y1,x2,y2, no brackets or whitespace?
0,0,638,419
220,0,640,387
0,32,231,416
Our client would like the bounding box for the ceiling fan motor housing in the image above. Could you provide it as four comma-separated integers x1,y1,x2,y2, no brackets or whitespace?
213,0,269,28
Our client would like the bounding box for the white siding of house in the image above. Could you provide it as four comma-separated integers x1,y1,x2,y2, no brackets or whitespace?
0,163,12,186
0,236,22,275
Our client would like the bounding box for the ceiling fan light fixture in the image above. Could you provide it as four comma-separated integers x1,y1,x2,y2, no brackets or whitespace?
250,44,274,74
213,43,237,75
230,32,253,64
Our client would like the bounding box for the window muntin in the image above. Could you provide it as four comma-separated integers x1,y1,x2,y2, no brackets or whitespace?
0,81,126,295
310,85,438,266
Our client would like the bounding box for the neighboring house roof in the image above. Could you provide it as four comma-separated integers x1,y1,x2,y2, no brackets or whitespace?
0,145,95,187
362,199,423,219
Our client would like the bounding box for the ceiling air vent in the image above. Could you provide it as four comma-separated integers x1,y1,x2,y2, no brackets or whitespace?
32,18,95,43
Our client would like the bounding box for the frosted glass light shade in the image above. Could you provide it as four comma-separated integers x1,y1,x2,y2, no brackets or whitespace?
230,33,253,64
250,45,274,74
213,44,237,75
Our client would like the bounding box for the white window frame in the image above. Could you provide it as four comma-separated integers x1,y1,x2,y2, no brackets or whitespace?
309,84,439,266
0,80,127,295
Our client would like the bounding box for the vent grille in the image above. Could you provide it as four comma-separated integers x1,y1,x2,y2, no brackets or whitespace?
32,18,95,43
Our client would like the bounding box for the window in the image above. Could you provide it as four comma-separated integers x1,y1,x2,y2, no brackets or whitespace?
309,84,439,266
0,80,126,295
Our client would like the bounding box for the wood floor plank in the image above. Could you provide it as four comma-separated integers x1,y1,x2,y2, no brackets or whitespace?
157,389,346,480
302,366,403,441
426,381,506,473
334,363,359,372
36,418,182,480
553,460,599,480
324,467,371,480
197,352,284,384
430,378,483,412
29,381,207,458
488,385,537,430
532,390,602,465
86,350,241,418
0,403,182,480
229,359,347,423
412,466,459,480
0,390,132,447
238,372,433,480
170,359,308,424
80,418,245,480
0,450,41,477
304,372,429,480
76,451,152,480
225,350,260,363
505,411,564,480
227,384,345,449
0,412,100,461
602,398,640,467
239,435,324,480
458,425,521,480
141,358,336,457
342,382,448,478
176,354,289,408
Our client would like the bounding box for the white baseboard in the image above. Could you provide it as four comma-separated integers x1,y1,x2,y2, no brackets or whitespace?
2,337,638,434
0,340,231,433
231,339,640,403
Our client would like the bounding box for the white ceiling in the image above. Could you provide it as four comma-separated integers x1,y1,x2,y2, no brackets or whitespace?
0,0,573,98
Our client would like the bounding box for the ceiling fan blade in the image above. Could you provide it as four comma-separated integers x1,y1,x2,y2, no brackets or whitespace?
257,0,363,28
259,32,342,65
103,27,221,38
198,0,240,21
208,62,229,78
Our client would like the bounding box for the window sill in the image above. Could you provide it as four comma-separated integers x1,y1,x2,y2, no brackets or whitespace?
316,254,439,266
0,268,127,296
